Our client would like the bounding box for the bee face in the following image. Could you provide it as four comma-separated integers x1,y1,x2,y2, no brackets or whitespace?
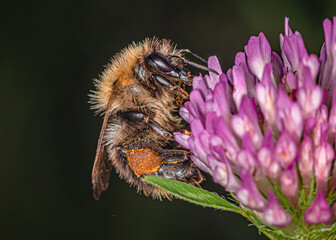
90,38,211,200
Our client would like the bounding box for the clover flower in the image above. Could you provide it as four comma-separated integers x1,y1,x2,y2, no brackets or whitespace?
174,17,336,238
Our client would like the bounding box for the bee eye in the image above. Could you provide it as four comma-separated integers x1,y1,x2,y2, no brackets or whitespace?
145,53,173,72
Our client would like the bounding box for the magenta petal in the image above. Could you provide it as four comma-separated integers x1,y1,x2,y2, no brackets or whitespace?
304,191,332,224
245,33,272,80
190,155,212,175
299,54,320,86
314,140,334,194
179,106,192,123
284,17,294,36
173,132,190,149
256,63,277,126
276,86,303,142
189,90,206,120
281,18,308,74
237,149,257,176
330,106,336,136
188,120,208,162
232,65,247,108
188,136,206,163
212,115,240,164
297,72,323,119
220,72,237,114
280,163,298,198
236,170,267,211
258,130,281,178
190,119,204,137
258,147,281,179
232,96,263,149
212,82,231,124
282,72,298,90
212,151,241,192
275,131,297,168
329,71,336,134
298,136,314,187
193,74,209,98
234,51,257,98
272,51,283,81
208,56,223,76
312,106,329,147
263,190,292,228
319,17,336,106
190,90,205,110
207,56,223,90
237,134,259,176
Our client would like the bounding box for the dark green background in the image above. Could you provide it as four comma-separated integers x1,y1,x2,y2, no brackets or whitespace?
1,1,335,239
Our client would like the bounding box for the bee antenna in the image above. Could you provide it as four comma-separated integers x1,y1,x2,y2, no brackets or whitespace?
169,55,219,75
181,49,207,64
184,59,219,75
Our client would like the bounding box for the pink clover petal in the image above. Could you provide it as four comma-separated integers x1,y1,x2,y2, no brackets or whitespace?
173,132,190,149
256,63,277,125
282,72,298,90
211,82,231,124
233,52,257,98
209,129,239,166
245,33,272,80
179,106,193,123
237,149,257,176
298,136,314,187
298,54,320,85
190,155,212,175
319,17,336,107
211,115,240,163
212,152,241,192
304,191,332,224
231,96,263,149
258,147,281,179
297,72,323,119
271,51,284,81
329,82,336,134
276,86,303,142
236,170,267,211
190,119,204,138
192,74,208,97
262,190,292,228
314,140,334,194
275,131,297,168
312,106,328,147
237,134,259,175
188,136,206,163
208,56,223,82
280,163,298,198
232,65,247,108
257,130,280,178
281,20,308,74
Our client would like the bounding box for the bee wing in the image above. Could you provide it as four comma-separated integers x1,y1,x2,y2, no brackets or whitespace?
92,98,113,200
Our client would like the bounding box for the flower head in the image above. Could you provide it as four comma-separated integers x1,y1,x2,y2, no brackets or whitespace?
175,17,336,235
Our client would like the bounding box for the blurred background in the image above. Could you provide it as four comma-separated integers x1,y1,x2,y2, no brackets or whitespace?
1,0,335,239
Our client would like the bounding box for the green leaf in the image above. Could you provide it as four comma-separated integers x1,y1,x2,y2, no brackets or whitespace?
143,176,239,212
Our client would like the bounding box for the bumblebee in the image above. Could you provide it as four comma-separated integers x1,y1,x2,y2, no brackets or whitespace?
90,38,216,200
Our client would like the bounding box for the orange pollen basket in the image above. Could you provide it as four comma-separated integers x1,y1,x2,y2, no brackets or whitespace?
126,148,162,177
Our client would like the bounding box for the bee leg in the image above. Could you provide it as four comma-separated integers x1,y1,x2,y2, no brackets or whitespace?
160,149,190,164
151,74,189,99
170,85,189,100
117,130,148,151
118,111,170,138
